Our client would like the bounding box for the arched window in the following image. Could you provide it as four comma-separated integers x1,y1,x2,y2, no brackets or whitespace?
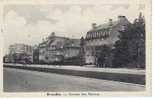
104,31,107,37
103,31,105,37
98,31,100,38
93,32,96,38
90,33,92,39
95,32,97,38
92,32,94,38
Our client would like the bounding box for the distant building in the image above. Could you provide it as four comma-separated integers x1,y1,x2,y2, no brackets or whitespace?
38,33,68,64
8,43,33,63
38,32,81,65
84,16,130,66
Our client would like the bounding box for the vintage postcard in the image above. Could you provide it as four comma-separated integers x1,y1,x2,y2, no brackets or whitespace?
0,0,152,97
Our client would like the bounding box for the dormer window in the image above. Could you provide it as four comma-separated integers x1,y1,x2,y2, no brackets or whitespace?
121,25,126,31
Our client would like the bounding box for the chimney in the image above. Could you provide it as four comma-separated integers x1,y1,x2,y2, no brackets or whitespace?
51,32,55,37
92,23,97,29
118,15,126,22
139,12,142,19
109,19,113,26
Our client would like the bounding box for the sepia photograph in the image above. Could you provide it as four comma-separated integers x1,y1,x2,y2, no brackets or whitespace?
0,0,152,97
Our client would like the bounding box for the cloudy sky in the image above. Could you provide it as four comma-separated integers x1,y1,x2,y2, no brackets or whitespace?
3,4,145,54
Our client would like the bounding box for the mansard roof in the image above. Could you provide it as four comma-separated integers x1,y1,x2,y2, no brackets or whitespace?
64,39,80,48
88,17,130,33
39,35,80,49
39,36,68,48
88,21,119,32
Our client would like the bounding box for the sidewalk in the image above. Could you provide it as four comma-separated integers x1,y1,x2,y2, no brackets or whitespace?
4,63,145,85
4,63,145,75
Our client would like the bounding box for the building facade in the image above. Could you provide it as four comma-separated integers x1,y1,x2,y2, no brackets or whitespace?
84,16,130,67
62,39,82,65
8,43,33,63
38,32,81,65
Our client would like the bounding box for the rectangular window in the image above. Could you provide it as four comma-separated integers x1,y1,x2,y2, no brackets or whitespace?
98,31,101,38
91,33,93,38
94,32,96,38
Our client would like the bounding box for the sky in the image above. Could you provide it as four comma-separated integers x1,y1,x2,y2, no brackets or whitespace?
2,4,145,54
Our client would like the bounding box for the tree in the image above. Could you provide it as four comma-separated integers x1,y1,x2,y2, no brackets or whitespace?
96,45,112,68
112,36,132,68
133,15,145,68
112,13,145,68
79,36,85,66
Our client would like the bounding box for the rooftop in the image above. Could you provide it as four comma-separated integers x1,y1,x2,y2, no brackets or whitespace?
88,16,130,33
39,34,81,49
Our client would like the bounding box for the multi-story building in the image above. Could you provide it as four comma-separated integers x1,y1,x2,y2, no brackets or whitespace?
63,39,80,58
39,33,68,63
38,32,81,64
62,39,82,65
84,15,130,66
8,43,33,63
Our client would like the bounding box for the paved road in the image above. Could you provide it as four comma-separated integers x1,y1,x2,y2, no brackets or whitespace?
3,67,145,92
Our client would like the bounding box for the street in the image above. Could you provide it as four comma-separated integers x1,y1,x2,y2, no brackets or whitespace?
4,67,145,92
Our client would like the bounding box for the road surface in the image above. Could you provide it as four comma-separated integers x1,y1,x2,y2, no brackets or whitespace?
3,67,145,92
